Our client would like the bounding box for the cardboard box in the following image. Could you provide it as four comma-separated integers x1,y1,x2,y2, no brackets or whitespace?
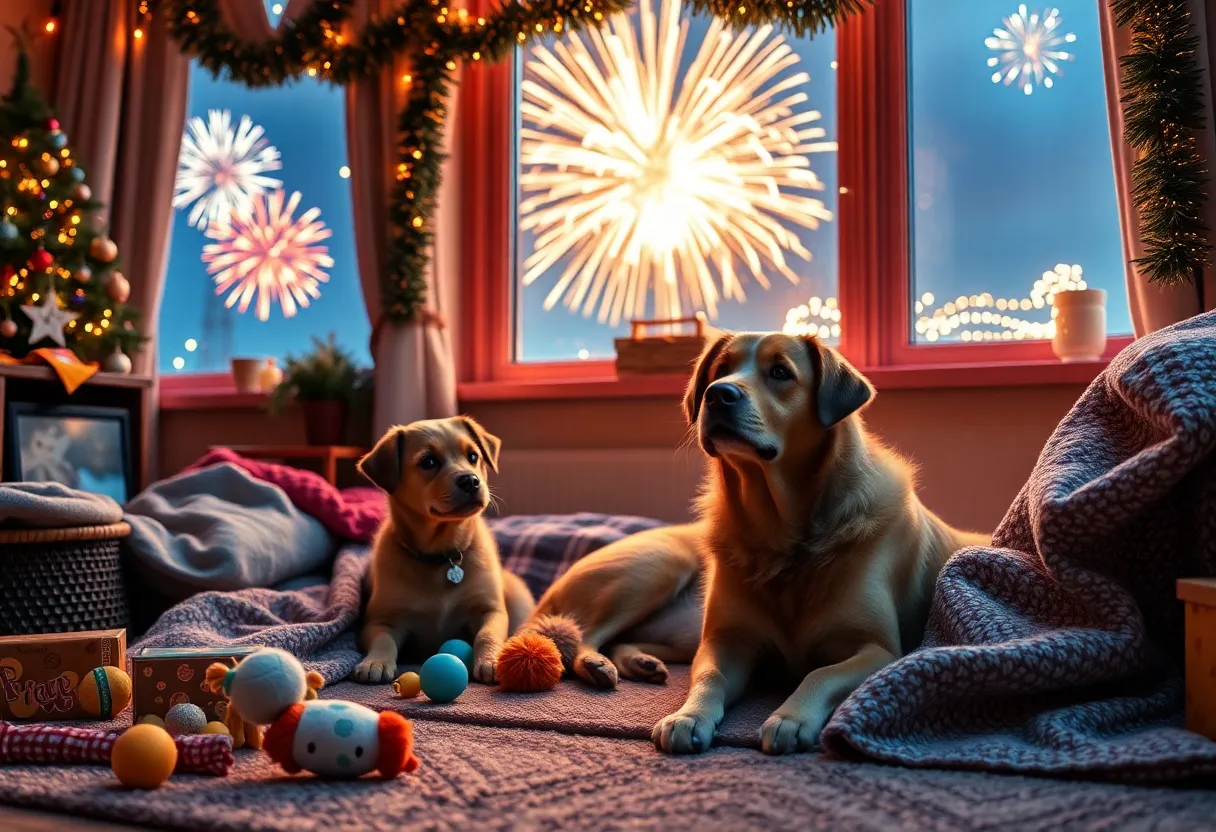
0,629,126,720
130,646,260,723
1179,579,1216,740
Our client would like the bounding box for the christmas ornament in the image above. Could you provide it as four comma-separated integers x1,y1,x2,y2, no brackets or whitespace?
27,248,52,271
72,183,91,202
0,319,16,338
90,236,118,263
102,345,132,374
106,270,130,303
20,293,78,348
45,117,59,131
68,165,85,183
38,154,60,176
0,218,18,246
49,130,67,149
72,264,92,283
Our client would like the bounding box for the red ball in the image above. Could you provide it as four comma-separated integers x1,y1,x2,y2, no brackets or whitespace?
46,118,59,131
28,249,53,271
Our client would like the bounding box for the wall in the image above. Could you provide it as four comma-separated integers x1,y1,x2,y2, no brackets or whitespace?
0,1,52,92
159,380,1086,532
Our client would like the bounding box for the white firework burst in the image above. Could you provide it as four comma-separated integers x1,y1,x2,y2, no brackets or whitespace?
174,109,284,230
985,5,1076,95
518,0,836,325
202,190,334,321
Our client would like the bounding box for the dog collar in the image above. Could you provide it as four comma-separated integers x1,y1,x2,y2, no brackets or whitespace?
399,544,465,585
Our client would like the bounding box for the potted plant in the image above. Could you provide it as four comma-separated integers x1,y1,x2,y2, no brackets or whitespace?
270,334,361,446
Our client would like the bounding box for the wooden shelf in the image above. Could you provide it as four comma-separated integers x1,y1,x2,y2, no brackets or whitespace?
0,363,153,388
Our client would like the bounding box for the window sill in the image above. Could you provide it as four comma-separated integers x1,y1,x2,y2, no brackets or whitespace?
159,374,272,411
457,358,1110,403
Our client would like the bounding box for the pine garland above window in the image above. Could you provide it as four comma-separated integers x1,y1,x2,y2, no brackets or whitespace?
158,0,865,324
1111,0,1210,287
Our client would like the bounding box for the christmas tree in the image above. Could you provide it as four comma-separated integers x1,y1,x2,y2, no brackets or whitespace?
0,48,144,364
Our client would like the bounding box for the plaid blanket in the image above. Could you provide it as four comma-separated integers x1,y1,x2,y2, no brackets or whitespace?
823,310,1216,782
138,448,662,682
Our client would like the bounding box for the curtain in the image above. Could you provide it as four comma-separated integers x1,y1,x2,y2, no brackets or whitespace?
1101,0,1216,336
344,0,459,437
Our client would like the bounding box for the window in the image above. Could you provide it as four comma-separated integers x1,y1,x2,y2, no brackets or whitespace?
159,0,369,375
512,0,839,362
461,0,1137,388
908,0,1130,345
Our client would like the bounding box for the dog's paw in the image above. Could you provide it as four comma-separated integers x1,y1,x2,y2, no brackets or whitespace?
350,658,396,685
616,652,668,685
577,652,619,688
758,711,822,755
473,656,498,684
652,711,716,754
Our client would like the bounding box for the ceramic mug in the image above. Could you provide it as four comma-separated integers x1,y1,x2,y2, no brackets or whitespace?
1052,288,1107,362
230,357,264,393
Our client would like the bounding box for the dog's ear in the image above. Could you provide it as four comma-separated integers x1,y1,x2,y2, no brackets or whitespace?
683,334,731,425
804,338,874,428
358,427,405,493
456,416,502,473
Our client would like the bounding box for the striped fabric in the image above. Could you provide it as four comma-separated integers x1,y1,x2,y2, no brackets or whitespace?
0,722,234,776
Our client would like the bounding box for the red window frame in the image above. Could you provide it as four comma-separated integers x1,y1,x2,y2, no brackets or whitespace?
457,0,1132,398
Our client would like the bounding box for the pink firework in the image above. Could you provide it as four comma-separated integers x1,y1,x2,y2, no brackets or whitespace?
203,189,334,321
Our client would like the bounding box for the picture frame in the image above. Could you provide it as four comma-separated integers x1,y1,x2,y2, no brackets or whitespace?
3,402,134,504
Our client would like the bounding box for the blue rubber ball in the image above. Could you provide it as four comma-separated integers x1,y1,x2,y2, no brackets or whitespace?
438,638,474,672
419,653,468,703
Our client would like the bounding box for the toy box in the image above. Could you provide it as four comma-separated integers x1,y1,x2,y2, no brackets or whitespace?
0,629,126,720
130,646,260,723
1178,578,1216,740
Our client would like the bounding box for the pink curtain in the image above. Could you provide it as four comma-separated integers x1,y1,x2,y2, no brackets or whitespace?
1101,1,1216,336
344,0,458,436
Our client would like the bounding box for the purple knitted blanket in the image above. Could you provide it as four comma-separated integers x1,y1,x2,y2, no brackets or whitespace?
823,310,1216,781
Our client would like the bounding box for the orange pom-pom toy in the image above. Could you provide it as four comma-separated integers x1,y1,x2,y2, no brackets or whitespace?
496,632,564,692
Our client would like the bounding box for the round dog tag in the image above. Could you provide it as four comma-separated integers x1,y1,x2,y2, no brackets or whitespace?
446,563,464,585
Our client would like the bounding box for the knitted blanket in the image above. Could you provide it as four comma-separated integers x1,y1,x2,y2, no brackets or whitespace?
823,310,1216,781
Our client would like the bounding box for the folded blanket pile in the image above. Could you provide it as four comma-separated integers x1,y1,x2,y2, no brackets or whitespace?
823,310,1216,781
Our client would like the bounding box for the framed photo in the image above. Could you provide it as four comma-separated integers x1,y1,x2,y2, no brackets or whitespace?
4,402,134,504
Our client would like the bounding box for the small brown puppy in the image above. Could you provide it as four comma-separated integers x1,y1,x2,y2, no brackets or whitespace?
527,333,988,754
352,416,534,685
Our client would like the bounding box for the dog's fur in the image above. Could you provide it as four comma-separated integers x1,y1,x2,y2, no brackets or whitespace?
526,333,988,754
351,416,534,685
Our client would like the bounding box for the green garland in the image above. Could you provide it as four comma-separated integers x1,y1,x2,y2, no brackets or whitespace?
1112,0,1210,287
160,0,865,322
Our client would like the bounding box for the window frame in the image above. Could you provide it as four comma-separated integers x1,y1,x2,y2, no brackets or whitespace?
456,0,1131,399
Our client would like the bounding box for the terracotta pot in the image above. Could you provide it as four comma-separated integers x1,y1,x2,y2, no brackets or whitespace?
1052,288,1107,362
301,399,349,446
230,358,264,393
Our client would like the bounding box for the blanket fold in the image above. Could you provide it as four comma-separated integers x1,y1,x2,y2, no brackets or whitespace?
822,310,1216,782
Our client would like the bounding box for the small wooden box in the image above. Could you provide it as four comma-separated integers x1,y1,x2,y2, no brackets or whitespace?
614,316,715,376
1178,578,1216,740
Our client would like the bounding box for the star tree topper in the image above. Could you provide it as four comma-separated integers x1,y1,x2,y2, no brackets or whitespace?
21,293,79,348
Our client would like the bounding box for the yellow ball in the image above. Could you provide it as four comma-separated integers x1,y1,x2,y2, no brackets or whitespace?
111,724,177,789
393,671,422,698
202,721,229,735
77,666,132,719
138,715,165,728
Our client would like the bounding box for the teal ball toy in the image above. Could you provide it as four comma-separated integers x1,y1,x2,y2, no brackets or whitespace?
438,638,474,672
420,653,468,703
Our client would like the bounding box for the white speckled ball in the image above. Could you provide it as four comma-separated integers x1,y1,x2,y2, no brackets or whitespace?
163,702,207,736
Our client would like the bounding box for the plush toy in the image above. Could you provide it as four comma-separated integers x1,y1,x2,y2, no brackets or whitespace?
204,647,323,750
495,615,584,693
263,700,419,779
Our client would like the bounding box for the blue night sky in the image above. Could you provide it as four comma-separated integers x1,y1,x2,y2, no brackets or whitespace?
160,0,1129,371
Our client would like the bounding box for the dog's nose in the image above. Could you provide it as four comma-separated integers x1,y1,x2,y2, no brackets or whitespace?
705,382,743,410
455,473,481,495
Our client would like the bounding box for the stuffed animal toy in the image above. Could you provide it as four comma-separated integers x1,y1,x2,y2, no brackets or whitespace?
209,647,420,779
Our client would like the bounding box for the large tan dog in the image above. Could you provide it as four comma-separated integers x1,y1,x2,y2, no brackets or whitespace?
528,333,987,754
352,416,534,685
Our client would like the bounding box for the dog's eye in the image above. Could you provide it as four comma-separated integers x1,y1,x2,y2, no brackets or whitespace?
769,364,793,381
467,450,479,465
419,454,440,470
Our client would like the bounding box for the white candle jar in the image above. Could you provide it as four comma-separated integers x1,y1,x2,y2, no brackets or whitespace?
1052,288,1107,362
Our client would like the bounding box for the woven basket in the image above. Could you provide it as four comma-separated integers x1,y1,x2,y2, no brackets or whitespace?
0,523,131,636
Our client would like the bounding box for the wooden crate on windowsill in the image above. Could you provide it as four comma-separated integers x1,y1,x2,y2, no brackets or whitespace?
615,315,716,376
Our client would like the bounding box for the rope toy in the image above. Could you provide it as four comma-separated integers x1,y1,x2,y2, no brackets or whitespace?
0,721,233,776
